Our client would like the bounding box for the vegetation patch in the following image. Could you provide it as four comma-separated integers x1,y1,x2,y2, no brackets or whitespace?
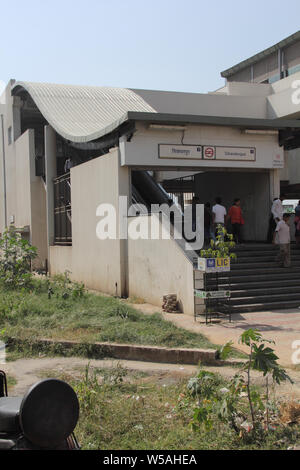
38,362,300,451
0,231,220,354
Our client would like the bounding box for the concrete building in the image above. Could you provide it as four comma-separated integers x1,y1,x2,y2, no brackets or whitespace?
1,31,300,316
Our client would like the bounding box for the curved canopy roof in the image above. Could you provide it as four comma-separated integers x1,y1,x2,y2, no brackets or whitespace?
12,80,300,145
12,81,156,143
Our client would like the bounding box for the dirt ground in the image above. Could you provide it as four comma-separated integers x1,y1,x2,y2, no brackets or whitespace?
3,356,300,402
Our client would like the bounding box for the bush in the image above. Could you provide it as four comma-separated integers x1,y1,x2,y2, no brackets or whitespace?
0,228,37,289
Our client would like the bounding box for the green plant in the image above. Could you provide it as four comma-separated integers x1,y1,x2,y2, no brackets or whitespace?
191,329,293,440
0,228,37,289
237,329,292,429
101,362,128,385
200,225,237,260
47,271,86,300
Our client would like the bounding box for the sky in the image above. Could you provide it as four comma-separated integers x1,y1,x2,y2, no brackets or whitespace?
0,0,300,96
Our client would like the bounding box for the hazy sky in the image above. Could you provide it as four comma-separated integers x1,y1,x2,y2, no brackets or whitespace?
0,0,300,96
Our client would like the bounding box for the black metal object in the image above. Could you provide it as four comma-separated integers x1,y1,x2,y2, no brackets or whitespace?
54,173,72,246
203,271,232,324
0,374,80,450
194,270,232,324
20,379,79,449
0,371,7,398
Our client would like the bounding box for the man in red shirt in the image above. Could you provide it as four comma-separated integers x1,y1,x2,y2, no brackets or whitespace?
227,199,244,244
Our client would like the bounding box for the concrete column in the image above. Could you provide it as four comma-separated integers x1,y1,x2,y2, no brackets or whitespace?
117,150,130,298
45,125,57,249
269,169,280,202
12,96,22,141
278,150,289,182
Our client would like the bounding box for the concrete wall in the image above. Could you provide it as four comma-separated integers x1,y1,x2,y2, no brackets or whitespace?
49,246,73,275
15,131,32,227
268,70,300,119
195,171,271,241
14,130,47,268
0,106,7,232
127,214,195,315
0,82,47,268
284,148,300,185
50,148,130,296
132,88,267,119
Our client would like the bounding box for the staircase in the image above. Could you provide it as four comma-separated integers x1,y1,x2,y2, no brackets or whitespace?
206,244,300,314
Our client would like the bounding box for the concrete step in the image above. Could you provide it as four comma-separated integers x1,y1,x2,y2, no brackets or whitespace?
233,255,300,263
233,244,300,250
231,285,300,298
206,280,300,291
229,266,300,277
231,292,300,306
208,271,300,284
200,243,300,314
231,262,300,270
230,300,300,314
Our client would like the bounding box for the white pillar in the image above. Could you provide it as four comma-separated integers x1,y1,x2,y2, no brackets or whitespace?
269,169,280,202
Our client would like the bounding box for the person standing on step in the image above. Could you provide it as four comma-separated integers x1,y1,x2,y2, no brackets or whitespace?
204,202,216,246
227,198,244,244
273,213,291,268
268,194,286,243
212,197,227,237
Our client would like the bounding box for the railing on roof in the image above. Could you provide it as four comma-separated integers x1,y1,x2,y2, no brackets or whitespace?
54,173,72,246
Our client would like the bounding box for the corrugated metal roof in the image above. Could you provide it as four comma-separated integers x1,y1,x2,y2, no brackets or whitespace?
221,30,300,79
12,81,156,143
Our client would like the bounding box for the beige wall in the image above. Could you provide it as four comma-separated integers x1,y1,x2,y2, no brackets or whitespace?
15,130,47,268
0,84,47,268
49,246,73,275
15,131,32,227
127,214,195,315
55,148,130,296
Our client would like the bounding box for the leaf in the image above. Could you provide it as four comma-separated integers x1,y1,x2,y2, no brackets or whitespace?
251,344,281,376
239,329,262,346
217,341,234,360
272,367,293,385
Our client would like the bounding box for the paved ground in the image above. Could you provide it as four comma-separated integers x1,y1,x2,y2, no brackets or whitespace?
163,308,300,368
125,300,300,368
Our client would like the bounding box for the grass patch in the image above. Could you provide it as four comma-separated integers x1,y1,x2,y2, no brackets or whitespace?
0,280,220,352
6,374,17,389
42,365,300,450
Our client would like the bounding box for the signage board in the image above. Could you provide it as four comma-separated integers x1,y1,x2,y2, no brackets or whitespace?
215,146,256,161
198,258,231,273
159,144,202,160
159,144,256,162
272,151,284,169
194,290,231,299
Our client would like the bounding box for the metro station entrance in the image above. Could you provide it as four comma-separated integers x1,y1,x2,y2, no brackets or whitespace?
161,169,271,242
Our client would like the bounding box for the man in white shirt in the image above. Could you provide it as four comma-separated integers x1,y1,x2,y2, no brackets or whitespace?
267,194,286,243
212,197,227,237
273,213,291,268
271,195,285,223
